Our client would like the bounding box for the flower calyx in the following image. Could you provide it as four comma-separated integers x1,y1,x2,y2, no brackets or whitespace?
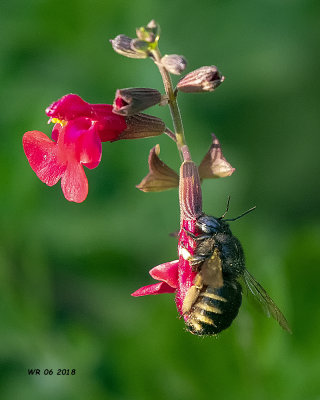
179,160,202,221
177,66,224,93
113,88,162,116
118,113,165,140
161,54,187,75
136,144,179,192
110,35,149,59
198,133,235,179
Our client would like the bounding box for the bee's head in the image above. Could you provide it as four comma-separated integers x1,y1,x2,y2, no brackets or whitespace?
197,197,256,234
196,214,230,234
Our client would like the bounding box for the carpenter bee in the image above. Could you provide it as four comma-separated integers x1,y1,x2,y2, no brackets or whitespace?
181,198,291,336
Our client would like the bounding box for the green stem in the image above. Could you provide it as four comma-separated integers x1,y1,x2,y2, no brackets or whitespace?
151,47,189,160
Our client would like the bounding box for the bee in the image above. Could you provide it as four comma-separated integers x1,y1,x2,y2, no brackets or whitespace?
181,198,291,336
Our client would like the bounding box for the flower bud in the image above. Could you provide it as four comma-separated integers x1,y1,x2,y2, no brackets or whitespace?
118,113,165,140
136,19,160,43
113,88,162,116
161,54,187,75
110,35,148,59
179,161,202,221
131,39,150,53
136,144,179,192
198,134,235,179
177,66,224,93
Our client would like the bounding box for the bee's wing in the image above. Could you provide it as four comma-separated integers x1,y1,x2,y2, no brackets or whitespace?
200,249,224,288
243,269,292,333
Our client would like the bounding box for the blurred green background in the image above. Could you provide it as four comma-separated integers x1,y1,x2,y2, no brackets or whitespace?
1,0,320,399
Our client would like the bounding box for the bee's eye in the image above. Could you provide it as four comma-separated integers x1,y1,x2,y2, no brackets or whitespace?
197,215,220,233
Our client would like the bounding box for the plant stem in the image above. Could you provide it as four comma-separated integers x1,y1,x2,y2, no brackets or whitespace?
151,47,189,160
164,127,177,142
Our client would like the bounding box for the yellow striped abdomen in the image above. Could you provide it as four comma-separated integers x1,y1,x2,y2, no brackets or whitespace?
186,280,242,336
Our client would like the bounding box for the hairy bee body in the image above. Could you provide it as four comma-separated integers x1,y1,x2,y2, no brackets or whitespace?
194,231,245,277
184,215,245,335
183,210,291,335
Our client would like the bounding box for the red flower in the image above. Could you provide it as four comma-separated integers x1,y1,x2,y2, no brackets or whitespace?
131,220,199,321
46,94,127,142
23,94,127,203
132,157,202,322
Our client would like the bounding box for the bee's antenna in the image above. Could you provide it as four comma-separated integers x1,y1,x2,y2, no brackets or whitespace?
220,195,231,219
224,206,256,222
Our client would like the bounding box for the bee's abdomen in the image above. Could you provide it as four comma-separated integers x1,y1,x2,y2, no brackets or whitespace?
186,281,242,336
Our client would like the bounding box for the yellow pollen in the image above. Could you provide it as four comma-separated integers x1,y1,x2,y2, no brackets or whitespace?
50,118,67,126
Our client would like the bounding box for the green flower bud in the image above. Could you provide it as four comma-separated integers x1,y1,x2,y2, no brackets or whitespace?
136,19,160,43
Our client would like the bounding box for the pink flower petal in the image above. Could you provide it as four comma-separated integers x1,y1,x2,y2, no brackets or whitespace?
175,219,199,316
149,260,179,288
60,160,88,203
91,104,114,116
59,119,102,168
46,94,92,120
51,123,63,142
114,95,126,109
82,160,100,170
23,131,66,186
131,282,176,297
92,104,127,142
78,125,102,168
63,118,92,145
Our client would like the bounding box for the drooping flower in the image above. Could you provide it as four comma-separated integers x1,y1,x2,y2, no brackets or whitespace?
23,94,165,202
132,153,203,321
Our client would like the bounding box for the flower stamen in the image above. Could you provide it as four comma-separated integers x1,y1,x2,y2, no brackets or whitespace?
50,118,67,126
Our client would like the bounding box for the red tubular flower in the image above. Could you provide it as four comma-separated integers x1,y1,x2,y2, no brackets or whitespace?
23,94,127,203
46,94,127,142
132,152,203,323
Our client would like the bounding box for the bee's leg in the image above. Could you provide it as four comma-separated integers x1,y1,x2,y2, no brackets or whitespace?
179,242,206,271
182,273,203,314
189,255,207,266
182,227,211,241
